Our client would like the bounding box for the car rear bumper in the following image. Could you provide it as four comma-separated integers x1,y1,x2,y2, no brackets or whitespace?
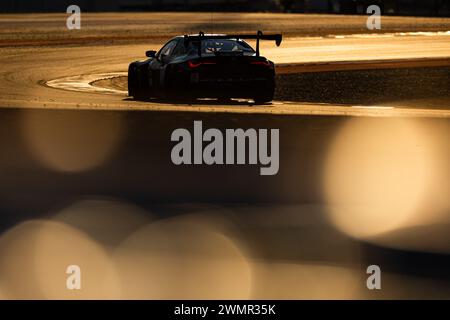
168,75,274,99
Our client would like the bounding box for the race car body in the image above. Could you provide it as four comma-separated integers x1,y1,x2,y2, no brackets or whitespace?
128,31,282,103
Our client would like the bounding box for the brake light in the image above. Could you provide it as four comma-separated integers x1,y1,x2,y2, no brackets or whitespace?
187,61,216,68
251,60,272,67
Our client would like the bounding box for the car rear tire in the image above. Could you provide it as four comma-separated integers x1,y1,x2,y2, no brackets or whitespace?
253,80,274,104
129,63,150,100
128,63,137,98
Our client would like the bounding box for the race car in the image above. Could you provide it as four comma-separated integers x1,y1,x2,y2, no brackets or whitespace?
128,31,282,104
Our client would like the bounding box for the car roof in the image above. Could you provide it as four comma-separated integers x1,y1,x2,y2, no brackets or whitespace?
173,34,250,41
179,34,226,38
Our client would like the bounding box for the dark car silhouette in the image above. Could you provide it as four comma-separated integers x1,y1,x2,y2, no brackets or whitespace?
128,31,282,104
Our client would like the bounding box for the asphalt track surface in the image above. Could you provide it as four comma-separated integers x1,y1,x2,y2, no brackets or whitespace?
0,29,449,116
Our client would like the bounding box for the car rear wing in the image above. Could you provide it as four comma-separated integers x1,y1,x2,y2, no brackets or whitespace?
183,31,282,57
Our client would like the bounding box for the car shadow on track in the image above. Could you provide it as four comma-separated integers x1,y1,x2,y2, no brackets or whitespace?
123,97,273,106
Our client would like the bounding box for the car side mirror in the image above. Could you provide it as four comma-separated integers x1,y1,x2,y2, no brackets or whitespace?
145,50,156,58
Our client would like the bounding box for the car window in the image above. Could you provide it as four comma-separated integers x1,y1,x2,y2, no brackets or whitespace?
157,40,178,59
187,39,255,55
172,40,187,57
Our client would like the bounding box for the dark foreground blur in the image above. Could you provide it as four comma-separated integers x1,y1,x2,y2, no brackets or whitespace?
0,103,449,299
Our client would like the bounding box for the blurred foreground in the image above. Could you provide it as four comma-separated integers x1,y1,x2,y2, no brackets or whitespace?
0,109,449,299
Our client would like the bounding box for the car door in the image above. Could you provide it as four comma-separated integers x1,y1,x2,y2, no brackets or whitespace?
149,39,179,90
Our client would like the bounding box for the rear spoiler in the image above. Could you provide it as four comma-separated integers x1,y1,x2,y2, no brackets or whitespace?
183,31,282,57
